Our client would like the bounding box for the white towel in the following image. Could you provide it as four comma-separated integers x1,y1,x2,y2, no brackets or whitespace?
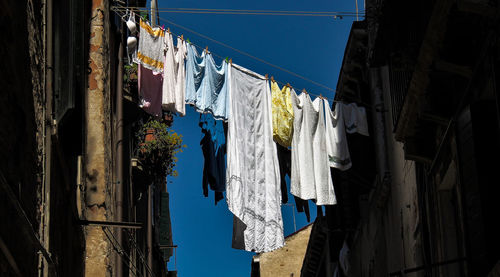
343,103,369,136
290,92,336,205
162,33,187,116
325,101,352,170
226,63,284,253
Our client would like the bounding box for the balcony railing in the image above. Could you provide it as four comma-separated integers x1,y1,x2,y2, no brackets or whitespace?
389,56,414,129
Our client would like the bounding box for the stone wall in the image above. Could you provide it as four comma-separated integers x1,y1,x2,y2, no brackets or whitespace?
0,0,44,275
257,225,312,277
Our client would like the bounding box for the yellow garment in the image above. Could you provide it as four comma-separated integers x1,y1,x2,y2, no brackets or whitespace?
271,81,294,147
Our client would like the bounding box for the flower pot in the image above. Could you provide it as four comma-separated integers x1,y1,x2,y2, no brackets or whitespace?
145,128,156,142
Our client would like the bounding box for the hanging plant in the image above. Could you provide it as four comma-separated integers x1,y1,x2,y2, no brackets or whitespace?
136,119,185,177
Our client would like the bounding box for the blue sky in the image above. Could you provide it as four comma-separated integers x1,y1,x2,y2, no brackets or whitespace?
158,1,360,276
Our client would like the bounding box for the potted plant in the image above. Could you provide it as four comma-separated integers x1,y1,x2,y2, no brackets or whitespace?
136,119,185,177
124,63,138,91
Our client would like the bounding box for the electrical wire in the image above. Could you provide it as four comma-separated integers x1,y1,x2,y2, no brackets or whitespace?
115,7,338,100
125,229,155,277
113,6,365,17
118,6,364,13
102,227,143,277
158,17,336,93
159,24,337,101
116,10,364,17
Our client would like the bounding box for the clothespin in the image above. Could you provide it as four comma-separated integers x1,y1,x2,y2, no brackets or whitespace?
205,46,209,54
286,83,291,88
302,88,308,94
167,27,171,34
265,74,269,80
225,57,229,63
181,34,184,41
229,58,232,65
320,93,323,99
270,76,275,82
186,38,191,44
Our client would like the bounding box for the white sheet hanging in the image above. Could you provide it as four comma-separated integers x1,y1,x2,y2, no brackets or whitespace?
226,63,284,253
290,92,336,206
325,101,352,170
162,33,187,116
343,103,369,136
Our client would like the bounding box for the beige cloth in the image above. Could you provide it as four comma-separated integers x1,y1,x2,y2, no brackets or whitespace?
133,19,165,73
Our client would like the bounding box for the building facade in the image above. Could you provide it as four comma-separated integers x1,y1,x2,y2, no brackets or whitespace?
301,0,500,276
0,1,175,276
252,224,313,277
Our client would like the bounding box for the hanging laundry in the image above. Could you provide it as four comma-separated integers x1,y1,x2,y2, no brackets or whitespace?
185,43,229,120
343,103,369,136
226,63,284,253
138,64,163,116
162,33,187,116
199,113,226,205
271,81,294,147
276,144,290,204
276,143,311,222
134,19,165,73
290,92,337,206
324,100,352,170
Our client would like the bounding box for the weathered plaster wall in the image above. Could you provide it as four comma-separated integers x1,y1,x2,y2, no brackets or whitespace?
84,0,114,276
257,225,312,277
349,67,423,277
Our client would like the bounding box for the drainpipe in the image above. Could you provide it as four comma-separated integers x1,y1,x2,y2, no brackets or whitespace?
39,0,54,275
369,67,391,196
115,25,124,277
147,182,153,273
150,0,157,26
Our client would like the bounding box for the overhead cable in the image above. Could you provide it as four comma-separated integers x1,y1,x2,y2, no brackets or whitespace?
113,6,365,17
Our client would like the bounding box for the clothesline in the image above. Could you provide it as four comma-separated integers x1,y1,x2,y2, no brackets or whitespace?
161,27,335,102
113,7,345,101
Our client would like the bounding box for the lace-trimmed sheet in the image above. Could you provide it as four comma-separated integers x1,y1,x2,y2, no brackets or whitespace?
226,63,284,253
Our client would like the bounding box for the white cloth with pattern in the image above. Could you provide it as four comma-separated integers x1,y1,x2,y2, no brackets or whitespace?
226,63,284,253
